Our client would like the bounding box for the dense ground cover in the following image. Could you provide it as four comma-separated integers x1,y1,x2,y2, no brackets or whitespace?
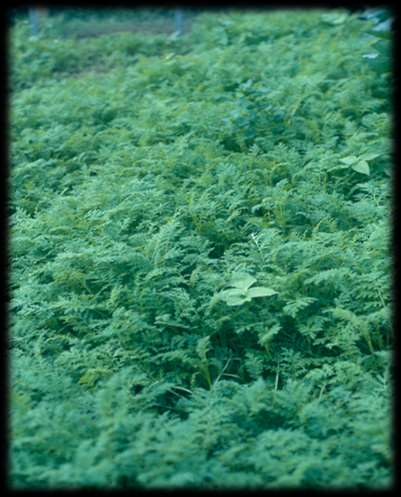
9,9,392,489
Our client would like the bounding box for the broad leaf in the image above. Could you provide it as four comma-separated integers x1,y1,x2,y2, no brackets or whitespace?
219,288,247,306
360,152,380,162
228,272,257,290
224,294,247,306
247,286,278,298
340,155,358,165
352,161,370,175
220,288,244,299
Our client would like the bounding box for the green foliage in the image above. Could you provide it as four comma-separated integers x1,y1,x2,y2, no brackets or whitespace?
218,271,277,306
9,8,392,489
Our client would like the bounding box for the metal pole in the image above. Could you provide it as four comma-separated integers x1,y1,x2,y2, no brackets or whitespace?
174,9,183,36
29,8,39,36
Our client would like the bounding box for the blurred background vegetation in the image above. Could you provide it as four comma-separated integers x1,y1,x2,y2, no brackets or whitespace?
8,6,391,38
8,7,203,38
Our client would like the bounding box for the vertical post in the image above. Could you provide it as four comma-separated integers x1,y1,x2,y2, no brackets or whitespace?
28,7,48,36
29,8,39,36
174,8,183,36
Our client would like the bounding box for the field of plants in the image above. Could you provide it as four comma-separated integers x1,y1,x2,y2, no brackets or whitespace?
9,8,393,489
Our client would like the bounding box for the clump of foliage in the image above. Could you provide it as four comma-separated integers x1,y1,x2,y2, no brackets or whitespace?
9,8,392,489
